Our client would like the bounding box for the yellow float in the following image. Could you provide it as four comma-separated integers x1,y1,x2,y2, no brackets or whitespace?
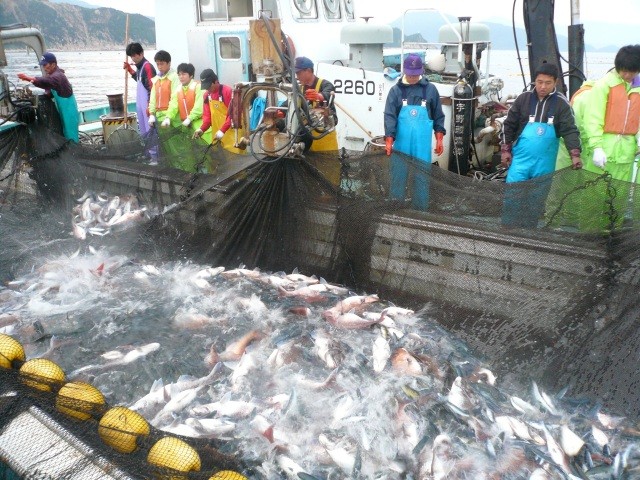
0,333,25,369
147,436,201,475
98,406,150,453
56,381,106,420
19,358,65,391
209,471,248,480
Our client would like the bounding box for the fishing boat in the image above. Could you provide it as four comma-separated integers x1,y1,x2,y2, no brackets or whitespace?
1,0,639,428
2,2,640,479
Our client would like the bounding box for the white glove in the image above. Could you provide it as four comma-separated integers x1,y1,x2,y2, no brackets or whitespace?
148,115,156,126
592,147,607,169
182,117,191,127
192,129,203,139
215,130,225,140
161,118,171,128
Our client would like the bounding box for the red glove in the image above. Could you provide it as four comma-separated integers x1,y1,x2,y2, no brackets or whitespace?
276,110,286,119
569,148,582,170
17,73,34,83
500,143,512,168
434,132,444,156
123,62,135,75
385,136,393,156
304,89,323,102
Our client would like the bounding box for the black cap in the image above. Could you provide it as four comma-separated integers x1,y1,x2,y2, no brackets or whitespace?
200,68,217,89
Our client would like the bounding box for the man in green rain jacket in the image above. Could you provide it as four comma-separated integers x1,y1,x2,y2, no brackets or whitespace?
555,45,640,231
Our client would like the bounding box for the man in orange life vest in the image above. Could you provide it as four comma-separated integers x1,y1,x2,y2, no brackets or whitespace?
147,50,180,164
163,63,204,131
159,63,204,171
193,69,243,153
555,45,640,231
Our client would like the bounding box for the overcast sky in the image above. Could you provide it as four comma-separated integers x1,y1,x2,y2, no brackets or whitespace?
81,0,640,32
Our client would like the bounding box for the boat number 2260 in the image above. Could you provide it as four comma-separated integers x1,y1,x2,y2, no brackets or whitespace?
333,79,376,95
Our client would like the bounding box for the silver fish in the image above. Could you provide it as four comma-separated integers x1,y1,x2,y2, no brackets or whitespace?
185,417,236,437
68,342,160,377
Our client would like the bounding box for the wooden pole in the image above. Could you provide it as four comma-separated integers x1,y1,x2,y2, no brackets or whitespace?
123,14,130,121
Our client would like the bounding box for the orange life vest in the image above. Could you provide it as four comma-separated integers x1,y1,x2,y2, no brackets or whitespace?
177,86,196,121
603,83,640,135
572,82,640,135
154,77,173,111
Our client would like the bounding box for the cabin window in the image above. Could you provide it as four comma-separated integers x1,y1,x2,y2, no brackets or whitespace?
261,0,280,19
199,0,227,21
219,36,242,59
322,0,341,20
343,0,355,20
291,0,318,20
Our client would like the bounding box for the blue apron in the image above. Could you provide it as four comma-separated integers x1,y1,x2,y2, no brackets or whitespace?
503,95,559,227
51,90,79,143
506,95,559,183
390,84,433,210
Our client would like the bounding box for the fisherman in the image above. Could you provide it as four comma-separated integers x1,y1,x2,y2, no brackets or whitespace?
18,52,79,143
293,56,340,184
554,45,640,231
163,63,203,131
383,53,446,210
569,45,640,181
500,62,582,227
192,69,243,153
147,50,180,165
123,42,156,139
160,63,204,171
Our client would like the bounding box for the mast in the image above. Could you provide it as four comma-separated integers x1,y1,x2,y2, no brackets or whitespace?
522,0,566,94
567,0,585,97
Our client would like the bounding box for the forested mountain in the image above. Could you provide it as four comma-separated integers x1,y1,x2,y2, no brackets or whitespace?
0,0,155,50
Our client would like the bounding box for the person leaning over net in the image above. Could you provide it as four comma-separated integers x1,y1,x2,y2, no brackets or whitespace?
499,62,581,228
383,53,446,210
163,63,203,132
124,42,156,139
160,63,205,172
192,69,243,153
18,52,79,143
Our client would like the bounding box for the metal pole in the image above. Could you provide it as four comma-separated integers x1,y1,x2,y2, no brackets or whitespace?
568,0,585,98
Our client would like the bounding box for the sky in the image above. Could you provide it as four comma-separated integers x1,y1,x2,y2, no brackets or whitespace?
80,0,640,34
80,0,640,27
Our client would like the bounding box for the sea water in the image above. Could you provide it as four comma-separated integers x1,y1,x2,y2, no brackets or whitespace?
4,49,616,109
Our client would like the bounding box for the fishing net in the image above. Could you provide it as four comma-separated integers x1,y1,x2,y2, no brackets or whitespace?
3,102,640,478
0,344,245,479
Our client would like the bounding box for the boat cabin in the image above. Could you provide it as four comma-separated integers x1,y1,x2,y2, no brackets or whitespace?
155,0,356,86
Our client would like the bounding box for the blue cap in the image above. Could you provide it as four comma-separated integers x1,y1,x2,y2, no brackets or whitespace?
403,53,423,76
295,56,314,72
39,52,57,66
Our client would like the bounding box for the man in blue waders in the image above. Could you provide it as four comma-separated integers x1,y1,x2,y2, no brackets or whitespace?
383,53,446,210
500,62,582,227
18,52,79,143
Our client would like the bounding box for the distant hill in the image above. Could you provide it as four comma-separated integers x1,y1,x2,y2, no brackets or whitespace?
387,13,618,52
0,0,155,50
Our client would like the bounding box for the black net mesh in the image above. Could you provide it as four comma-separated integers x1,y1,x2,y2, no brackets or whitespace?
3,110,640,478
0,355,244,479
